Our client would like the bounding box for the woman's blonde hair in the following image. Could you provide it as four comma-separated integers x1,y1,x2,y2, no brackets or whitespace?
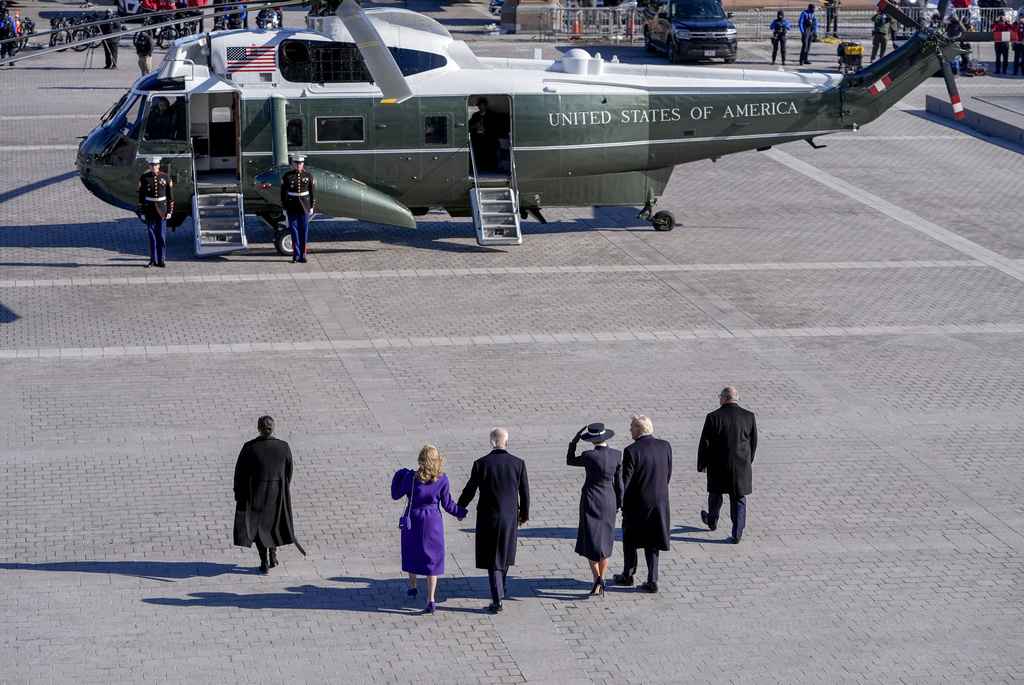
416,445,445,483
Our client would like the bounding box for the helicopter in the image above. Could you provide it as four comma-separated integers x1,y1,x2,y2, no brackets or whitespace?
11,0,974,256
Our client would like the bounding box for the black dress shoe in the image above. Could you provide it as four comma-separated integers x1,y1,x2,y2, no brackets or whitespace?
641,581,658,593
731,536,741,544
298,257,307,263
291,257,298,263
258,563,269,575
701,510,717,531
268,549,278,568
145,261,155,268
488,600,503,613
156,261,166,268
613,573,634,586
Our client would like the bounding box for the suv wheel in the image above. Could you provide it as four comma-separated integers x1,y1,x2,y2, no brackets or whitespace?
667,38,681,64
644,29,655,53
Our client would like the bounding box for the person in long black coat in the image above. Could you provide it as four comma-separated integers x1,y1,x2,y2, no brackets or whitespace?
567,423,623,598
457,427,530,613
613,413,672,594
698,386,757,544
233,415,306,574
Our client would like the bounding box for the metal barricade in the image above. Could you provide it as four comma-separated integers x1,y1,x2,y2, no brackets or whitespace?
538,6,643,42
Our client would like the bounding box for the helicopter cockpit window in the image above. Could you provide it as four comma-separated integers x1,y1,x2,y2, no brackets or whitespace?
424,116,447,145
144,95,187,141
104,94,147,141
315,116,364,143
102,91,131,125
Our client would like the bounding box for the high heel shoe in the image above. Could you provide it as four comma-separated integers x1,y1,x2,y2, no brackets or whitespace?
407,587,418,597
589,578,601,596
426,600,436,614
598,577,605,598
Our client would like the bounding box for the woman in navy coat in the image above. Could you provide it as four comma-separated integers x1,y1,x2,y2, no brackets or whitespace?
391,445,467,614
567,423,623,597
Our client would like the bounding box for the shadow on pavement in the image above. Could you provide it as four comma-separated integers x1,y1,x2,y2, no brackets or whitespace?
0,560,243,581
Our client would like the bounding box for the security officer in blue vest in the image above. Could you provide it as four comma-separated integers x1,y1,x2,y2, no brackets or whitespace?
137,156,173,267
280,154,316,263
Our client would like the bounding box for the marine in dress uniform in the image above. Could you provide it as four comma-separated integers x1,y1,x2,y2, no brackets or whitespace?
280,154,315,263
137,156,173,267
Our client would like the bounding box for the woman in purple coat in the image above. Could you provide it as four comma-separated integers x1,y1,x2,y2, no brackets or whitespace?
391,445,467,614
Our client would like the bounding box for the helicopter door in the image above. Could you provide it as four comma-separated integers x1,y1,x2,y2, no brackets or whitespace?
467,95,512,177
189,92,239,177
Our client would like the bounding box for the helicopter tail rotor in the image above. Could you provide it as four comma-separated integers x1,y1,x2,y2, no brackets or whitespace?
876,0,964,121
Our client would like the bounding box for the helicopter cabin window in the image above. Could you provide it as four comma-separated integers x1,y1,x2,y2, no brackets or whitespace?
144,95,187,142
424,116,447,145
390,48,447,76
287,119,303,147
316,116,364,143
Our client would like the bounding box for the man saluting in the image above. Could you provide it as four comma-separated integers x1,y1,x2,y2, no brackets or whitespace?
280,154,316,263
137,156,173,268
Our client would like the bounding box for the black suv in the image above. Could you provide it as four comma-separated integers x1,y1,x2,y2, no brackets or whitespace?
642,0,738,64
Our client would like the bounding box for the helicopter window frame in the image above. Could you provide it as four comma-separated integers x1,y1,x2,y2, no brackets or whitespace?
315,116,365,144
424,116,448,146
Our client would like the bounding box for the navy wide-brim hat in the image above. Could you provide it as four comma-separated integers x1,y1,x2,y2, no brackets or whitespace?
580,422,614,442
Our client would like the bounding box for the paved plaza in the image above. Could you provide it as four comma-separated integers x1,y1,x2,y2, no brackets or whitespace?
2,3,1024,683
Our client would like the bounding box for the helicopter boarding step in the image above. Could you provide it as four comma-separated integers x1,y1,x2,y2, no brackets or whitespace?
470,186,521,246
192,193,248,257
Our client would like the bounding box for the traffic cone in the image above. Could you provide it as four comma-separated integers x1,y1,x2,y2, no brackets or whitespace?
571,11,580,39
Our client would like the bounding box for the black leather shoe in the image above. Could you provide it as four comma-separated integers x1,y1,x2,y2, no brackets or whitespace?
613,573,634,586
156,261,166,268
731,536,741,544
589,579,601,596
291,257,298,263
268,549,278,568
258,563,269,575
701,510,717,531
298,257,307,263
488,600,503,613
641,581,658,593
145,261,155,268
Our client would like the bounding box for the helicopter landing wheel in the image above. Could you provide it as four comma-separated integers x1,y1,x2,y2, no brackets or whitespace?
651,210,675,231
273,228,293,257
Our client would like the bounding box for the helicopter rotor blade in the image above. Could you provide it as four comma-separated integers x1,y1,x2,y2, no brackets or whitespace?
938,58,965,121
935,0,951,22
336,0,413,104
875,0,923,32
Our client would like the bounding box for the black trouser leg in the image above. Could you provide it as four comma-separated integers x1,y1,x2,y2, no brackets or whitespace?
644,549,660,583
622,545,638,578
255,539,269,566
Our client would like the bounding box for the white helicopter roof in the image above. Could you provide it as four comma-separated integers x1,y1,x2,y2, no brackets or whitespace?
158,11,841,97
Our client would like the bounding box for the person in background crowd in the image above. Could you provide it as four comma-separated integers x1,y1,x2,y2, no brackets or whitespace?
798,3,817,65
134,29,153,76
770,10,791,66
1012,13,1024,75
992,11,1013,74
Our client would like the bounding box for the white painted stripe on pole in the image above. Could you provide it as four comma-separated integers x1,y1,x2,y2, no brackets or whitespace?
764,148,1024,284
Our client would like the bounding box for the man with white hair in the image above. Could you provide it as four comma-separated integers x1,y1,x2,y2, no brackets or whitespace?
698,386,758,544
457,427,530,613
614,413,672,593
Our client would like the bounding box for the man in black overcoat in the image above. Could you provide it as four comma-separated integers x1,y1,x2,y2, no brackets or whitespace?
457,427,530,613
233,415,306,574
698,386,757,544
613,413,672,593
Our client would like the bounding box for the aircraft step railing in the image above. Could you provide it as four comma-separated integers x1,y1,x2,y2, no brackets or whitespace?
470,186,521,246
192,192,248,257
